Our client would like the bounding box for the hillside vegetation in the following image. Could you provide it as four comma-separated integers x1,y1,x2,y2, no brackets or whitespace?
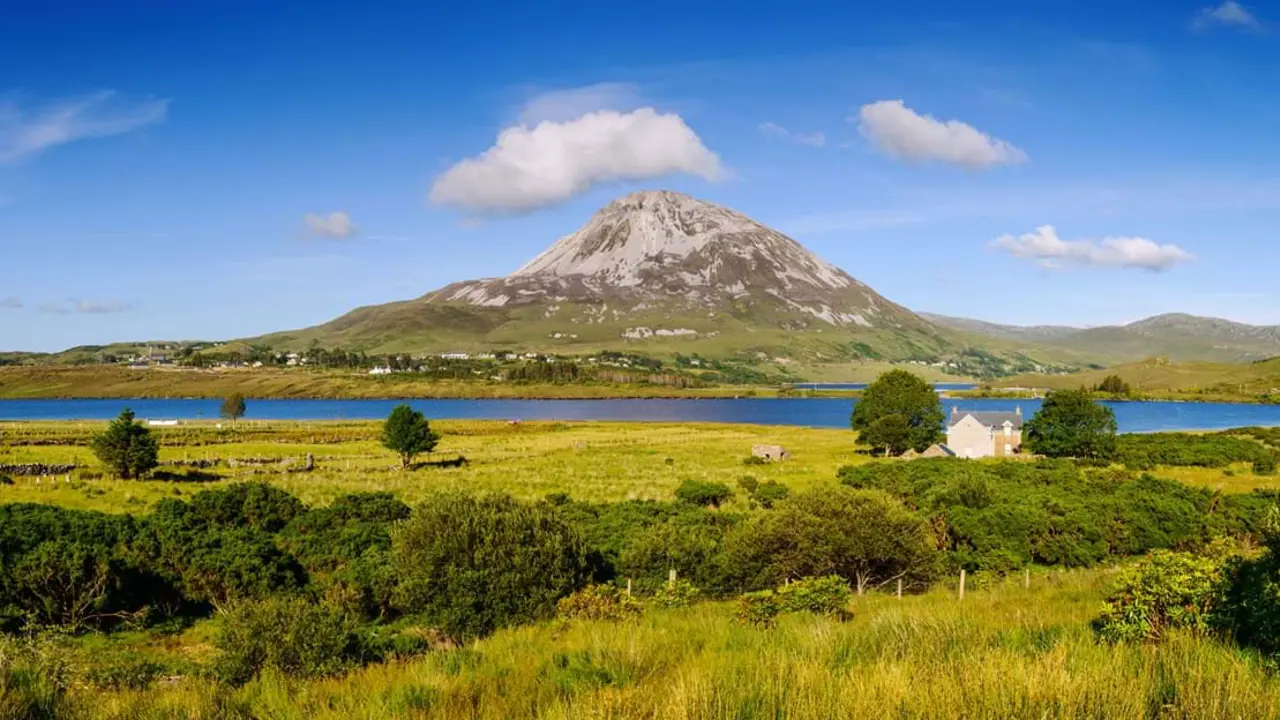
993,357,1280,404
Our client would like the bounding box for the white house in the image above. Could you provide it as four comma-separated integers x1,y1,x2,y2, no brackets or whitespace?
945,407,1024,459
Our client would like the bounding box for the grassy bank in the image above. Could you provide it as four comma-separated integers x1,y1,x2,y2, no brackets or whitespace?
990,357,1280,405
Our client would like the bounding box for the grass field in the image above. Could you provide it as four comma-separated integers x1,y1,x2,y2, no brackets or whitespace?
4,420,1278,513
6,421,1280,719
993,357,1280,404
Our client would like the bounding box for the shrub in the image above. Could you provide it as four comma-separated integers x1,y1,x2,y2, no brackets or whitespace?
556,584,642,622
1093,550,1229,643
1254,455,1278,476
214,596,374,686
738,576,855,628
0,474,12,486
752,480,791,509
1216,511,1280,661
738,476,760,494
674,480,733,508
392,493,590,641
724,486,938,594
1116,433,1271,470
651,579,700,608
618,521,724,593
90,409,159,479
742,455,767,466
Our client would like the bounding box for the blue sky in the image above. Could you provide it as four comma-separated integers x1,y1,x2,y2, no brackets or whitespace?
3,0,1280,352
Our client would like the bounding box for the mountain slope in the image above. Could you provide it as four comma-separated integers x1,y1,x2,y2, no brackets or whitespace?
924,312,1280,364
259,191,1030,366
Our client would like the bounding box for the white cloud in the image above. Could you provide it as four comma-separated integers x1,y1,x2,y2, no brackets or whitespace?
1192,1,1262,31
304,211,357,239
856,99,1028,169
991,225,1193,271
0,91,168,164
0,296,21,309
429,108,723,214
518,83,643,125
40,299,133,315
758,122,826,148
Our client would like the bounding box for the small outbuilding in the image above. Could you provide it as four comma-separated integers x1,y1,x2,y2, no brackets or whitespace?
751,444,790,461
920,444,957,459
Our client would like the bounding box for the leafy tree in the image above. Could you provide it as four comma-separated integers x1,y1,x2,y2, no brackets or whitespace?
1095,375,1132,397
220,393,247,422
90,409,159,479
861,413,912,456
1023,389,1118,459
723,487,938,594
850,370,943,454
391,493,590,641
380,404,440,469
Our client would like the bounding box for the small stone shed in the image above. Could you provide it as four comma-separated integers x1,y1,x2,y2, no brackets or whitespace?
751,444,790,461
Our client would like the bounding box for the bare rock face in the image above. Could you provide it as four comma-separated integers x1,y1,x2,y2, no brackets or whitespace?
429,190,923,331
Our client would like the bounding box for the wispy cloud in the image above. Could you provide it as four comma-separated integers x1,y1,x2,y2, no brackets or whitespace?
517,82,644,125
39,298,133,315
303,211,358,239
1192,1,1263,31
429,107,722,215
0,91,169,164
0,296,21,309
758,122,826,148
855,99,1027,170
992,226,1193,271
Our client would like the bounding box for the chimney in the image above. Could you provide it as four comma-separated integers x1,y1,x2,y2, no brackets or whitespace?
951,406,958,418
1015,406,1022,417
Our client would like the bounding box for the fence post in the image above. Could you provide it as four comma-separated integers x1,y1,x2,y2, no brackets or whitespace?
958,569,966,601
897,578,903,599
668,568,677,588
626,578,632,597
1025,567,1030,589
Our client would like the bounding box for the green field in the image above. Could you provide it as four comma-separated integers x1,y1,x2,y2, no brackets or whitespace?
5,420,1280,719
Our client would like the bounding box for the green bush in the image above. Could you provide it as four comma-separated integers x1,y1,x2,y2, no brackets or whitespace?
214,595,374,685
1254,455,1278,476
392,493,590,641
752,480,791,509
1093,549,1230,643
1116,433,1271,470
723,487,937,593
651,579,700,608
1023,390,1117,460
674,480,733,508
738,576,855,628
1216,512,1280,661
556,584,642,622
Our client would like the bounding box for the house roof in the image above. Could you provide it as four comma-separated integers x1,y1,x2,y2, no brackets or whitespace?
920,444,956,458
949,410,1024,430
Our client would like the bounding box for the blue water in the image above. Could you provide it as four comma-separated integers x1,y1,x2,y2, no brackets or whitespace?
789,382,978,391
1,397,1278,433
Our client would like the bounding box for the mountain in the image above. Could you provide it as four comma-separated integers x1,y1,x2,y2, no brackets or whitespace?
259,191,1037,368
924,312,1280,364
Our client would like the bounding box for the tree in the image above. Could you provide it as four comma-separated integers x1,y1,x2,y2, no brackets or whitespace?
1095,375,1132,397
380,404,440,469
861,414,912,456
850,370,943,454
391,493,590,640
90,409,159,479
723,487,938,595
1023,389,1118,459
221,393,247,422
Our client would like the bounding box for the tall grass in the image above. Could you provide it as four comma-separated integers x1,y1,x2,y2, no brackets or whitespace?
49,572,1280,719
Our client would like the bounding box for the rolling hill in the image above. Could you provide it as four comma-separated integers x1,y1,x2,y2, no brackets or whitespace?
924,312,1280,364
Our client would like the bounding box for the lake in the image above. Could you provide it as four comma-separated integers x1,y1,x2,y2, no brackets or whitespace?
1,397,1279,433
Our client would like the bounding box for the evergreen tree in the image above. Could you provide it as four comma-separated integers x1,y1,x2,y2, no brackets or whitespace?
90,408,160,479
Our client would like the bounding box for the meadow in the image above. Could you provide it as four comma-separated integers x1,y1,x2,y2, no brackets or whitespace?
5,420,1280,719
